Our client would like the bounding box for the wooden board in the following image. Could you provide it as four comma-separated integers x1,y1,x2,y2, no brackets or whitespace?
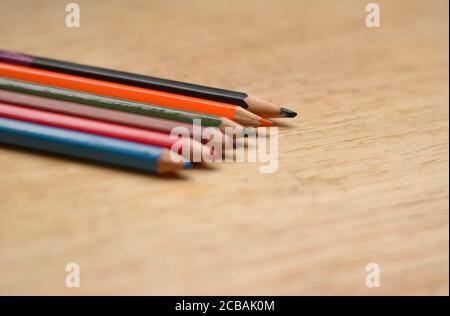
0,0,448,295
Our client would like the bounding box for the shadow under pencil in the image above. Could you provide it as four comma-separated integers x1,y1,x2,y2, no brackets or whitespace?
0,143,190,180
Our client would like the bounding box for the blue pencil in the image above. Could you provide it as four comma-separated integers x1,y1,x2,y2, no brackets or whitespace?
0,117,191,173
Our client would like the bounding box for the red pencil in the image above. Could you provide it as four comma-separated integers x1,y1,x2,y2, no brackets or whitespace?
0,101,215,162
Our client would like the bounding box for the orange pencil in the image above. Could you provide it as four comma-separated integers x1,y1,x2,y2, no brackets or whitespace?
0,63,272,127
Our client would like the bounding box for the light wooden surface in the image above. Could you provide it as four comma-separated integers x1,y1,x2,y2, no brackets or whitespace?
0,0,448,295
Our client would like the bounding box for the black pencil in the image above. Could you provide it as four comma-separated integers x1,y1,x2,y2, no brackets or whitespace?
0,50,297,118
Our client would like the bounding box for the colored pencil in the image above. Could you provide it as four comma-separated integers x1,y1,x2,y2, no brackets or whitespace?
0,102,216,162
0,50,296,118
0,117,191,173
0,89,233,144
0,77,244,130
0,62,272,126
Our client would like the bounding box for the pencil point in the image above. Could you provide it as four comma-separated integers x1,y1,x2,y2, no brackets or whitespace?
280,107,297,118
260,118,273,127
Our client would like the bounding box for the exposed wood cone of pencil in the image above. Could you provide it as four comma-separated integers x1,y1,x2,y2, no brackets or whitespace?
156,149,191,173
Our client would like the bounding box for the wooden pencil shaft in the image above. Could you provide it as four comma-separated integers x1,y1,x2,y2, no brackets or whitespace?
0,89,210,136
0,50,296,118
0,50,249,107
0,77,224,128
0,117,189,173
1,102,180,151
0,102,214,162
0,62,257,122
0,89,233,148
34,57,250,107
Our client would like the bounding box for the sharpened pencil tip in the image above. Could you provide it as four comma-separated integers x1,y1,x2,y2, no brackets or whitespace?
280,107,297,118
260,118,273,127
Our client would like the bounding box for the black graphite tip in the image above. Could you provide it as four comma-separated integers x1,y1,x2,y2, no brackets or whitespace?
280,107,298,118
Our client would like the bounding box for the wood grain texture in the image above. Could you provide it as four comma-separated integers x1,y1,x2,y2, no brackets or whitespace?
0,0,448,295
